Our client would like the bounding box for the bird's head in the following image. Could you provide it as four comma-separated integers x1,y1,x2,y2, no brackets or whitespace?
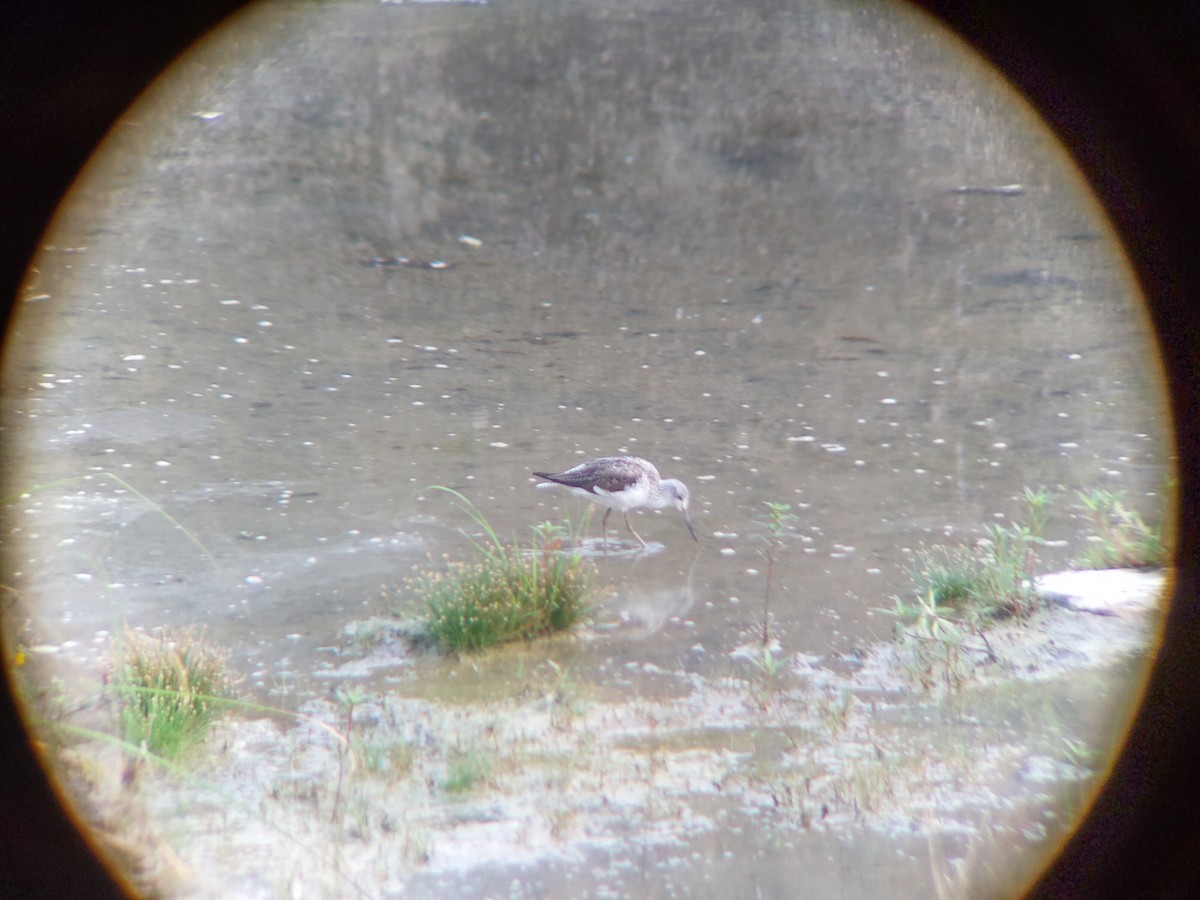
663,479,698,541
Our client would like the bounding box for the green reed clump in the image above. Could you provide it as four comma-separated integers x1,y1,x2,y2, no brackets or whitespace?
116,626,236,759
413,488,594,653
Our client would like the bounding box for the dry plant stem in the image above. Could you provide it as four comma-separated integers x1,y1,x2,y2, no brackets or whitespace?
758,502,796,648
763,541,777,647
330,691,359,824
332,741,348,825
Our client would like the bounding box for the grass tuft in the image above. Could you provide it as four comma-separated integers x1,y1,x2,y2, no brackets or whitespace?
411,488,594,653
115,626,236,759
441,745,493,794
908,487,1053,620
910,523,1040,618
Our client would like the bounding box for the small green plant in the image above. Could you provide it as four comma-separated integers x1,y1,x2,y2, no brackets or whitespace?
887,589,966,641
977,520,1043,617
755,501,800,646
1073,490,1165,569
881,589,994,689
538,658,586,730
412,488,595,653
530,520,570,553
1024,486,1054,538
442,745,492,794
115,626,236,759
747,646,790,712
751,647,787,679
1058,735,1097,770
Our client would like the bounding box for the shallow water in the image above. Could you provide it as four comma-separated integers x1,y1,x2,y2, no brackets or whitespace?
0,0,1172,895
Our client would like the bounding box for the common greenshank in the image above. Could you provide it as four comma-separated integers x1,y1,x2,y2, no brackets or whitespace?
534,456,698,548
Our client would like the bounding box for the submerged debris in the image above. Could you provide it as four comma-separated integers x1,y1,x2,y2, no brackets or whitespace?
948,184,1025,196
360,256,454,271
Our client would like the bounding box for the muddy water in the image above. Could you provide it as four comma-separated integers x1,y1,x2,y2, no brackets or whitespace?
0,0,1172,896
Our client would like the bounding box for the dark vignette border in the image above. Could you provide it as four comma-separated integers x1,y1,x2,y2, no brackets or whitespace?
914,4,1200,896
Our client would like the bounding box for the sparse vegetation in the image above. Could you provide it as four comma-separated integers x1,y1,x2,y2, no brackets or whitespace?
886,488,1052,688
115,626,236,759
1073,489,1166,569
908,487,1052,621
887,485,1165,691
412,487,595,653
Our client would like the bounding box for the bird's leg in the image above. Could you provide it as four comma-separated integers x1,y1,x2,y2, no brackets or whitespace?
623,512,648,548
601,508,612,554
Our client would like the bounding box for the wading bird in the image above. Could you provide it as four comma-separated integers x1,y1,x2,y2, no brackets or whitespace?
533,456,697,549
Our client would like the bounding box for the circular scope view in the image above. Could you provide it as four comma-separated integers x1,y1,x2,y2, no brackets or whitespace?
1,1,1172,897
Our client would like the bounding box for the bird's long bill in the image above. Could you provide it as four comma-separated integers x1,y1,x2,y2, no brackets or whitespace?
681,509,698,541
